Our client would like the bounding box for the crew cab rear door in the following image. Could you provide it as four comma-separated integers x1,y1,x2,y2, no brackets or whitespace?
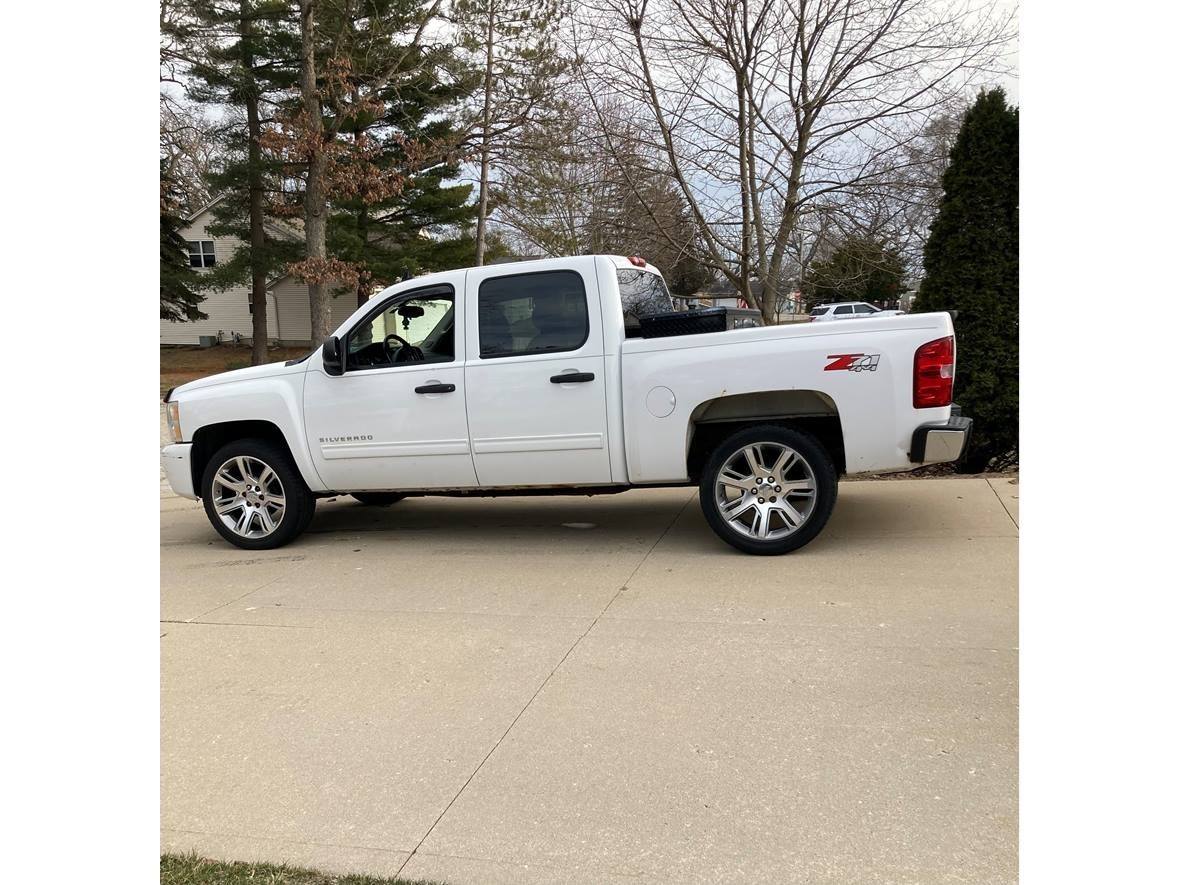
462,258,612,487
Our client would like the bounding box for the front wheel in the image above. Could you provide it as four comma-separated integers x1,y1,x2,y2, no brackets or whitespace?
699,425,837,555
200,439,315,550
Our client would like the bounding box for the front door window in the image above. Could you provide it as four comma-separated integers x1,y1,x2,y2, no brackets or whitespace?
347,292,455,370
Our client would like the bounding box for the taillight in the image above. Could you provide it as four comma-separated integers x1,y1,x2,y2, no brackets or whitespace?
627,255,647,267
913,336,954,408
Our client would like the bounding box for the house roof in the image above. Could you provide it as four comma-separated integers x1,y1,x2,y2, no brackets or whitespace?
185,193,303,244
184,194,226,224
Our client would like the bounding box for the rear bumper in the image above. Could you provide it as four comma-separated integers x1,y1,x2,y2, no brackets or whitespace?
909,410,974,465
161,443,197,499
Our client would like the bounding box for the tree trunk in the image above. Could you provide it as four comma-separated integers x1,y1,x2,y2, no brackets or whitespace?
241,1,269,364
474,2,495,266
299,0,331,347
764,133,810,326
356,205,370,310
735,69,754,315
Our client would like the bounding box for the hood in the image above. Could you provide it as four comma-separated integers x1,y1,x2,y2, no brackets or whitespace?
169,358,308,399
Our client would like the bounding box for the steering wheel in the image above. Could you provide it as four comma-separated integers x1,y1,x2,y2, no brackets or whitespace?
383,333,424,363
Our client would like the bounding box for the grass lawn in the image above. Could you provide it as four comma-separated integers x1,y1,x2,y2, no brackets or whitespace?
161,345,312,396
161,854,445,885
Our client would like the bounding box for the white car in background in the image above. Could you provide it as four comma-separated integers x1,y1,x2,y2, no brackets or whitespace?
810,302,905,321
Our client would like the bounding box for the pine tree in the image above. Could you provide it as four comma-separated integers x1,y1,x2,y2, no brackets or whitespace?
914,88,1018,472
323,10,479,307
161,160,209,322
169,0,300,363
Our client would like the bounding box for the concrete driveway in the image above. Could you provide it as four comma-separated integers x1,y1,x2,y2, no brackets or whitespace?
161,476,1018,884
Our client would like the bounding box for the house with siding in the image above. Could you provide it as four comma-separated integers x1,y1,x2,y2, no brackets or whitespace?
161,197,350,346
690,278,806,320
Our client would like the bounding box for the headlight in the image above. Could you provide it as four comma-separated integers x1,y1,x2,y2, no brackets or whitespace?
166,401,182,443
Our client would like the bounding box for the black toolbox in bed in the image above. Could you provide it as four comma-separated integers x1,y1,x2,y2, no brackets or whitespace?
637,306,762,338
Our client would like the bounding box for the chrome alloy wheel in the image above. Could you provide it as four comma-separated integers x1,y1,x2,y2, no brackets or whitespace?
713,442,817,541
210,455,286,539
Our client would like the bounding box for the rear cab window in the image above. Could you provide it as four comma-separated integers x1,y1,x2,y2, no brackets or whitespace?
617,268,674,337
478,270,589,358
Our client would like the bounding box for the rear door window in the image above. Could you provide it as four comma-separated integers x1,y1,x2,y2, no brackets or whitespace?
833,305,855,316
478,270,589,358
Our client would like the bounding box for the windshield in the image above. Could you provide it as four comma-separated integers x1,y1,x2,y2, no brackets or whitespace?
617,268,674,331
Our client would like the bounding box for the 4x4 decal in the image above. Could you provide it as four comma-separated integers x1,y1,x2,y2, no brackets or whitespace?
825,353,880,372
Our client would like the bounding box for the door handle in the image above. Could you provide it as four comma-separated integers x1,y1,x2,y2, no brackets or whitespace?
415,382,456,394
550,372,595,384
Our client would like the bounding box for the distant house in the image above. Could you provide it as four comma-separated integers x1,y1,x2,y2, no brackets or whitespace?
690,278,805,319
161,196,351,347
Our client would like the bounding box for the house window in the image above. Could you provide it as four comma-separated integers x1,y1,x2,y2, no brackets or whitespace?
187,240,216,268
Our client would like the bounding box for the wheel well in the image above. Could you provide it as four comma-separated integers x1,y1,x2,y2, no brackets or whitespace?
189,420,297,495
685,391,846,481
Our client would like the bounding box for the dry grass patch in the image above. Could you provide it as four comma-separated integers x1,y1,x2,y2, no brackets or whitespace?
161,345,311,395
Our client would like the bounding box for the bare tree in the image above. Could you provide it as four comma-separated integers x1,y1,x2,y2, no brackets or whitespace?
160,101,224,215
575,0,1012,323
160,1,223,215
491,93,712,293
453,0,566,265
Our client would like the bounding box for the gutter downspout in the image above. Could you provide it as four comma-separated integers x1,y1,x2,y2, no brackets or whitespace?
269,289,282,344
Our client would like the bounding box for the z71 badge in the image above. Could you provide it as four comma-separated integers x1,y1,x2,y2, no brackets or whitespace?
825,353,880,372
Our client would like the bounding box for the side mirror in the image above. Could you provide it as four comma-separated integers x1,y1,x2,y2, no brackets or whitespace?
322,336,344,376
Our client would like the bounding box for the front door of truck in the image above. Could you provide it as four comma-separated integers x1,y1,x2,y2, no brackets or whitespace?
462,260,612,487
303,274,478,491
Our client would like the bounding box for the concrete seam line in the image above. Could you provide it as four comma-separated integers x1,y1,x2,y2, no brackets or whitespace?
190,569,294,622
986,478,1019,530
394,491,698,878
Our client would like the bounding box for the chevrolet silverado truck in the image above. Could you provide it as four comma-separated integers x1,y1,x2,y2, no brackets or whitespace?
161,255,972,555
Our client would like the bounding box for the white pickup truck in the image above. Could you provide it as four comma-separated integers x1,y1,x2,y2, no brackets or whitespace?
162,255,972,555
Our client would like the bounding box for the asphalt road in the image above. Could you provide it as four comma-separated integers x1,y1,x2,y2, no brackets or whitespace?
161,475,1018,884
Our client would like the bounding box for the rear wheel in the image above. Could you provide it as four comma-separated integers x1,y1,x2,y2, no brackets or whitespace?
699,424,837,555
200,439,315,550
351,492,406,506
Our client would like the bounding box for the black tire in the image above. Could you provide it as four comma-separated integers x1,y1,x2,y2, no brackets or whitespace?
296,494,318,535
699,424,838,555
200,438,315,550
351,492,406,507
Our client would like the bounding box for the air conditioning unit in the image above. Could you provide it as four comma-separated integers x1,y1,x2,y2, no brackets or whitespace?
198,336,217,348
